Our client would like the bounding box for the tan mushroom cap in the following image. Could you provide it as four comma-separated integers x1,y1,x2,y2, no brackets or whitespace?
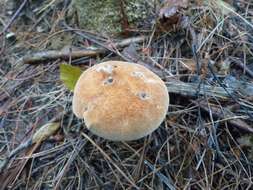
72,61,169,141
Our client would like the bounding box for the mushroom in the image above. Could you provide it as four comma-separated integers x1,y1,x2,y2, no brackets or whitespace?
72,61,169,141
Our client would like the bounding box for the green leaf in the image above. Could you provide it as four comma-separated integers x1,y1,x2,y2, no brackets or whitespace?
60,63,83,91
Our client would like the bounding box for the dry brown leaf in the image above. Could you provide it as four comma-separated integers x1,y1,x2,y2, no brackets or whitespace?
158,0,189,30
159,0,188,19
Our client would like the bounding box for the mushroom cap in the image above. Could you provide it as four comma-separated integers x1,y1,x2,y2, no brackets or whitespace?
72,61,169,141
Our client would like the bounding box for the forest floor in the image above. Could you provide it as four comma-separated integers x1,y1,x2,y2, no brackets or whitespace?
0,0,253,189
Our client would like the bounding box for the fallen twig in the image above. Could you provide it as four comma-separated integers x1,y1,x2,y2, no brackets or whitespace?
166,81,232,99
166,79,253,99
22,48,106,64
22,35,146,64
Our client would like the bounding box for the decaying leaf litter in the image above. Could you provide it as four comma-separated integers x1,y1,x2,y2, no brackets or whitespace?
0,0,253,189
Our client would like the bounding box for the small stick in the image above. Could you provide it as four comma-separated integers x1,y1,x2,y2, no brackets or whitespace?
166,77,253,99
22,36,146,64
166,80,234,99
22,48,106,64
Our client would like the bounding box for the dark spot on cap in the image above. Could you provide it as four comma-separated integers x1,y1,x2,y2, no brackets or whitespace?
83,106,88,112
103,76,114,85
137,92,150,100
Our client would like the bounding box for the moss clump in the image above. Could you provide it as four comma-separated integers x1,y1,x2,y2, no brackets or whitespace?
70,0,152,35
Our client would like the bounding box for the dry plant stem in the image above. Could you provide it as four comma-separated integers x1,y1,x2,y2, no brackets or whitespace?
22,36,146,64
115,36,146,48
22,49,106,64
81,132,139,189
62,22,146,49
122,142,176,189
144,160,175,190
53,139,86,190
